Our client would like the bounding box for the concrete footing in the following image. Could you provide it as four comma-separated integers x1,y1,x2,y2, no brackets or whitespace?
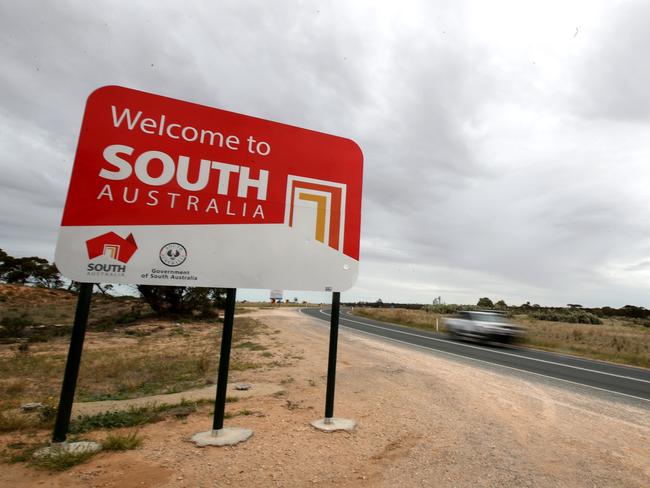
311,417,357,432
191,427,253,447
33,441,102,459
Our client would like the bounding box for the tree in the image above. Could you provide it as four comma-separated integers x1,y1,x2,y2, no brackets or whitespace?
621,305,649,318
477,297,494,308
31,261,64,288
0,249,63,288
95,283,114,295
137,285,226,317
494,300,507,309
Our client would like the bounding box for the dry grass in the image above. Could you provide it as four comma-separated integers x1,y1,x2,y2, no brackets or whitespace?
352,307,650,368
0,314,277,423
519,315,650,368
0,410,35,432
0,284,147,332
102,431,143,451
30,447,97,471
354,307,445,332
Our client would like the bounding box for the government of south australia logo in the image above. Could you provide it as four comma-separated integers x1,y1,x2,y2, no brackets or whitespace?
159,243,187,267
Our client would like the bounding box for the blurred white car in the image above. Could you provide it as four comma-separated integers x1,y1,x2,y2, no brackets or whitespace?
444,311,524,344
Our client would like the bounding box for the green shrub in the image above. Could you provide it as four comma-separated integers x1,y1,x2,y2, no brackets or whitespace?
102,431,142,451
529,309,602,325
39,403,58,427
70,406,163,433
0,313,34,337
116,305,144,325
69,401,202,434
423,304,473,314
31,449,96,471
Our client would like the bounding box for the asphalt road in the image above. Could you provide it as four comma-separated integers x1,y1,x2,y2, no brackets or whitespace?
300,307,650,405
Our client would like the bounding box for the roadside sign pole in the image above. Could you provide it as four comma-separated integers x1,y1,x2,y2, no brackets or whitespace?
324,291,341,421
310,292,356,431
192,287,252,446
52,282,94,444
192,288,253,446
212,288,237,432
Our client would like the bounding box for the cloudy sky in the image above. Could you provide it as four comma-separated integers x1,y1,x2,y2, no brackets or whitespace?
1,0,649,307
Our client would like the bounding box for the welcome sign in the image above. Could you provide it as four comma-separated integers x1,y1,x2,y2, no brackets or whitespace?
55,86,363,291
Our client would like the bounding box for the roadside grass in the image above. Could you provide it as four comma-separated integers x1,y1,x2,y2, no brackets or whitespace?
3,442,41,464
70,405,166,433
354,307,445,332
351,307,650,368
0,352,66,411
1,397,234,468
2,439,99,471
233,307,255,315
0,315,277,429
0,401,57,432
0,410,37,432
224,408,255,419
31,448,97,471
70,398,219,434
0,284,151,340
235,341,268,351
101,431,143,451
76,347,222,401
519,316,650,368
4,437,101,471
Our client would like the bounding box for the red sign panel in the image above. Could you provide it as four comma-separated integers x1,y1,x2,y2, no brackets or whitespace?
56,86,363,290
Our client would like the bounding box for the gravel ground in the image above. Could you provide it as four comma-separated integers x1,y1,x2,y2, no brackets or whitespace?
1,307,649,487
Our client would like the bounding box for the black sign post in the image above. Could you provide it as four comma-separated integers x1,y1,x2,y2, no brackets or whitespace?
191,287,253,446
324,291,341,420
212,287,237,432
311,292,356,432
51,282,95,444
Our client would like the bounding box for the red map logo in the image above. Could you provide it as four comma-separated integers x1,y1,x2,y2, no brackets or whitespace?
86,232,137,263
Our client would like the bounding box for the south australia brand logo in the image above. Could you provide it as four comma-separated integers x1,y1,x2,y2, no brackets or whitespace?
85,232,137,275
285,176,346,254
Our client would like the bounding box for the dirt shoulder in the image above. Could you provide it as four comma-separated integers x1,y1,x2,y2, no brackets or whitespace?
1,307,649,487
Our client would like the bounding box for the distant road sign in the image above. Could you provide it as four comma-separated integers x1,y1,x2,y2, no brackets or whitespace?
55,86,363,291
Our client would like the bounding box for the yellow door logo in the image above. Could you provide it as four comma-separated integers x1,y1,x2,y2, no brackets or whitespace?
285,176,347,252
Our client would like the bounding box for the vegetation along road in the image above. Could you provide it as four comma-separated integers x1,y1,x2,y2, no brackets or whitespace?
301,308,650,405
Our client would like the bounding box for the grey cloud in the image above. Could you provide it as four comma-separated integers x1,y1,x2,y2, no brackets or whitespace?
624,260,650,271
0,1,648,307
572,0,650,121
